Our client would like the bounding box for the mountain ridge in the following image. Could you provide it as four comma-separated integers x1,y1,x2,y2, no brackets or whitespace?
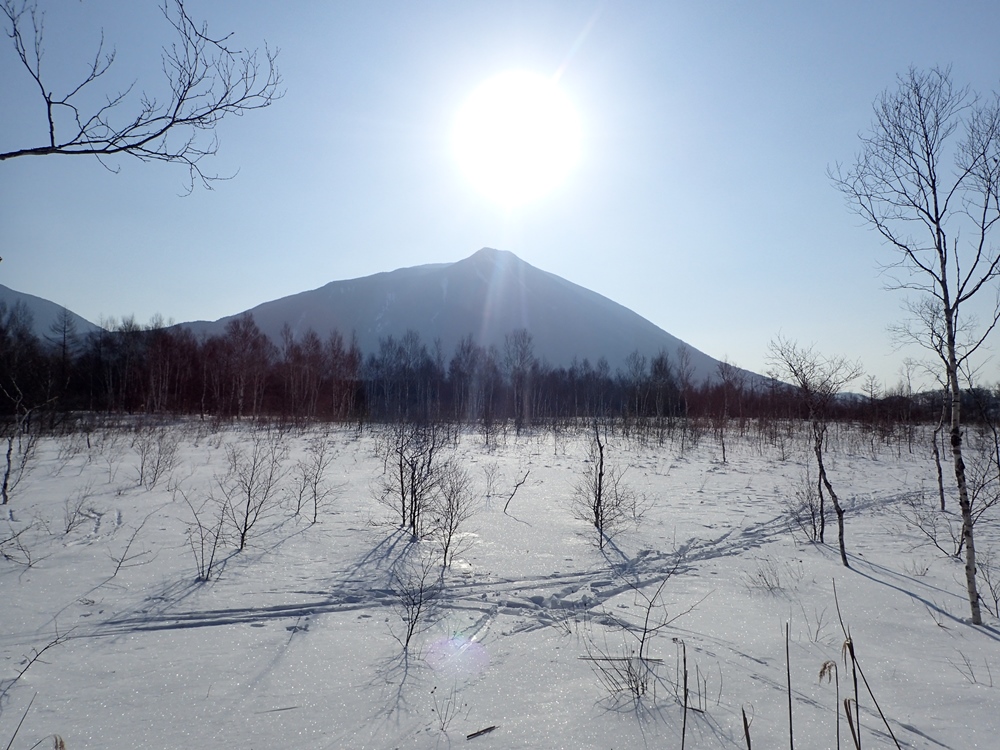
0,283,102,340
180,248,735,382
3,250,748,383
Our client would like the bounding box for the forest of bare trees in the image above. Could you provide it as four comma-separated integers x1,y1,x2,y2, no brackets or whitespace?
1,301,990,438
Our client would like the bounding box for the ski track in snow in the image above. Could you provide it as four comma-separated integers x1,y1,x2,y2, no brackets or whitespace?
2,425,998,750
84,510,787,637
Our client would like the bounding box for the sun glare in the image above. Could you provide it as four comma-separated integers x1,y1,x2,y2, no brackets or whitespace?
453,70,581,208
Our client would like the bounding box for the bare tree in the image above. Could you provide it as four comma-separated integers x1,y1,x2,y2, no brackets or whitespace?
582,561,691,710
831,66,1000,624
222,314,275,419
177,486,226,581
622,349,649,421
390,551,442,653
767,336,861,567
431,461,476,569
715,358,746,463
573,421,645,549
1,0,282,191
504,328,535,432
217,425,288,550
448,334,481,424
375,421,453,540
45,307,80,399
0,381,44,506
0,302,47,504
131,422,179,490
287,430,340,524
676,345,696,451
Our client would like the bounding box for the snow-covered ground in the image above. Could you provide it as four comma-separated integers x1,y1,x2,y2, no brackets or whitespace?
2,420,997,749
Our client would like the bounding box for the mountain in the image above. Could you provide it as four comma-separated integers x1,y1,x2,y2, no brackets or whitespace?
181,248,736,383
0,283,102,340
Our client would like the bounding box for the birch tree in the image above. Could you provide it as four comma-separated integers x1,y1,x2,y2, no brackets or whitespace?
767,337,861,568
832,67,1000,624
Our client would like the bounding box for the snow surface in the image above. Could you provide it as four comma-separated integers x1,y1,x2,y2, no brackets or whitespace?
2,421,998,749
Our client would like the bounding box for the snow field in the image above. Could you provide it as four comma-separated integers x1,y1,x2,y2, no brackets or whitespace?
1,420,997,749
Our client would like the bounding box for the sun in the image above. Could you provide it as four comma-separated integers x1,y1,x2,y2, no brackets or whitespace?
453,70,582,208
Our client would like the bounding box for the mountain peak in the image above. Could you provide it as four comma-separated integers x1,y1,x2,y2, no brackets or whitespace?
178,248,728,381
466,247,521,264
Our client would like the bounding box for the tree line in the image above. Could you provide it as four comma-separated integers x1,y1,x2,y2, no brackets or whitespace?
1,300,989,432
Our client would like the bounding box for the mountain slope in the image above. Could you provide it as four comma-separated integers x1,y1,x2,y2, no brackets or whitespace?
0,283,102,340
182,248,731,382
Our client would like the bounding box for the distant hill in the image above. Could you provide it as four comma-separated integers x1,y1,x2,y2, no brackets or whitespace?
0,283,102,341
181,248,746,383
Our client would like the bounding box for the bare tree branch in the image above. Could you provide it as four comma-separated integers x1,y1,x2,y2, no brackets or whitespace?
0,0,283,192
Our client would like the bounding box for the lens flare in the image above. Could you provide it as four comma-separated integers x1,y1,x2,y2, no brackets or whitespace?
426,635,490,678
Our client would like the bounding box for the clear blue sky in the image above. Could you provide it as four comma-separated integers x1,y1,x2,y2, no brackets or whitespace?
3,0,1000,388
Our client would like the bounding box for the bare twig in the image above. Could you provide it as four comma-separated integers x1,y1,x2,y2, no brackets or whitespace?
3,691,36,750
0,628,73,706
503,469,529,515
467,725,497,740
833,580,902,749
786,621,794,750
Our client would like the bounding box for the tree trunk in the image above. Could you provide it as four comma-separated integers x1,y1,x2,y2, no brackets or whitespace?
814,421,848,567
594,423,605,549
948,365,983,624
820,465,849,568
817,471,826,543
932,395,947,511
813,424,826,543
